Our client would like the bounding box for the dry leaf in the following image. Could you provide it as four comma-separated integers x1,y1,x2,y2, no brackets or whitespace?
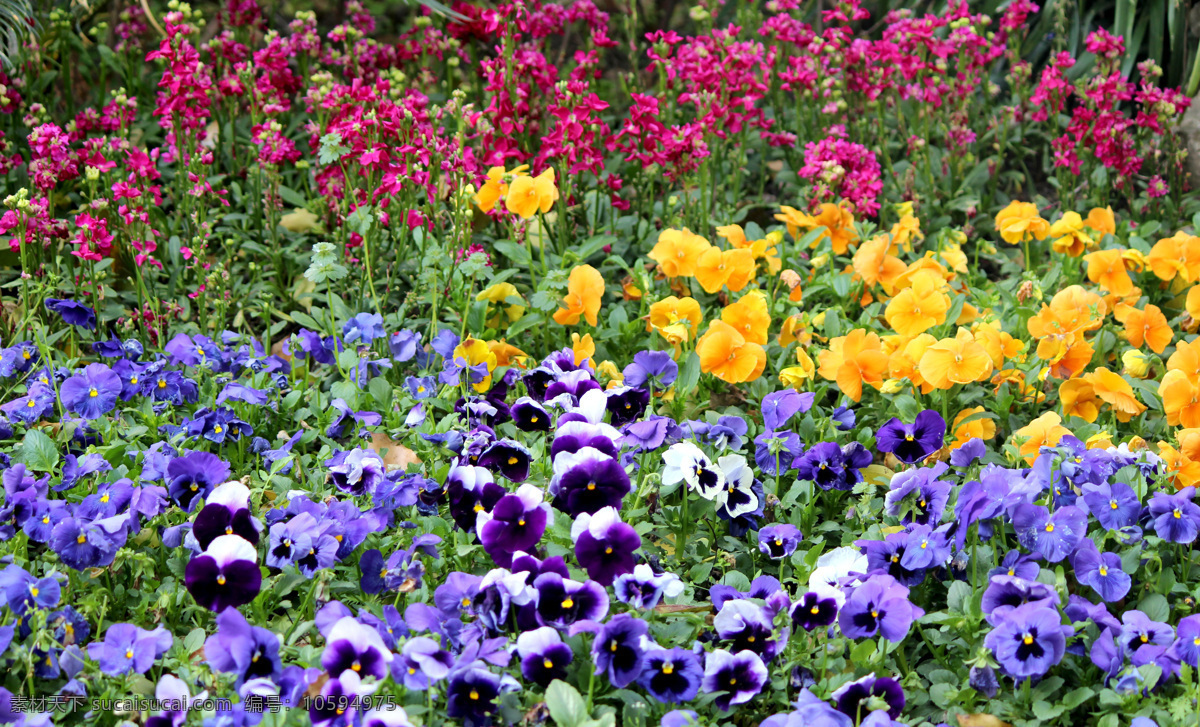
369,432,421,470
280,208,321,233
957,715,1012,727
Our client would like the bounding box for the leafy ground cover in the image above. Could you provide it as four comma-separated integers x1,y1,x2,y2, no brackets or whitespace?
2,1,1200,727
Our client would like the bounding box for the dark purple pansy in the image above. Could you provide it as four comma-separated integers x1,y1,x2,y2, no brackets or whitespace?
606,386,650,426
833,673,905,721
790,592,838,631
516,626,574,687
184,535,262,612
192,481,261,550
639,646,703,704
758,523,802,560
585,612,650,688
321,616,394,680
476,439,532,482
572,507,641,587
477,485,552,568
550,447,631,517
701,649,768,711
876,410,945,464
533,572,608,628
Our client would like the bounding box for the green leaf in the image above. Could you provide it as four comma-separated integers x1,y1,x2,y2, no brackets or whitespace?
946,580,972,614
368,377,392,408
1138,592,1169,622
277,185,308,209
18,429,58,472
892,395,921,423
290,310,324,332
850,639,876,663
545,680,588,727
676,351,701,395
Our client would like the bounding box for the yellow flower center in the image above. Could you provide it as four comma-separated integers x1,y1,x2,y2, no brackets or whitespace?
543,658,553,669
518,519,526,527
1099,567,1108,576
469,690,480,701
89,388,98,398
561,597,574,609
76,534,86,544
662,663,674,674
1110,500,1118,510
462,597,471,607
870,610,879,618
587,483,596,491
810,605,819,614
351,661,361,672
530,415,539,423
217,575,226,585
125,649,134,659
1023,634,1033,645
508,457,518,465
158,380,167,389
29,587,38,597
1045,523,1054,532
610,641,618,652
1175,509,1183,519
605,547,613,554
214,425,223,434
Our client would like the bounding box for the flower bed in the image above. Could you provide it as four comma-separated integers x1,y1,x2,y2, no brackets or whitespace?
2,1,1200,726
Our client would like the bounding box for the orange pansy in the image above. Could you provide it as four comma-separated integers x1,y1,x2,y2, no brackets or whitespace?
1147,231,1200,282
853,235,907,294
816,329,889,402
994,201,1049,244
884,271,951,337
1084,206,1116,237
552,264,605,327
696,320,767,384
571,333,595,366
1113,302,1173,354
1083,249,1135,296
775,202,858,254
1059,378,1099,423
950,406,996,447
721,291,771,345
695,247,756,293
1160,369,1200,428
648,228,712,278
916,329,994,390
487,339,528,368
1158,441,1200,490
647,296,703,349
1013,411,1071,464
972,321,1025,369
1084,367,1147,422
888,333,937,395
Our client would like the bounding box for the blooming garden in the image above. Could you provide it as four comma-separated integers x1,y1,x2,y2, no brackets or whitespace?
4,0,1200,726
